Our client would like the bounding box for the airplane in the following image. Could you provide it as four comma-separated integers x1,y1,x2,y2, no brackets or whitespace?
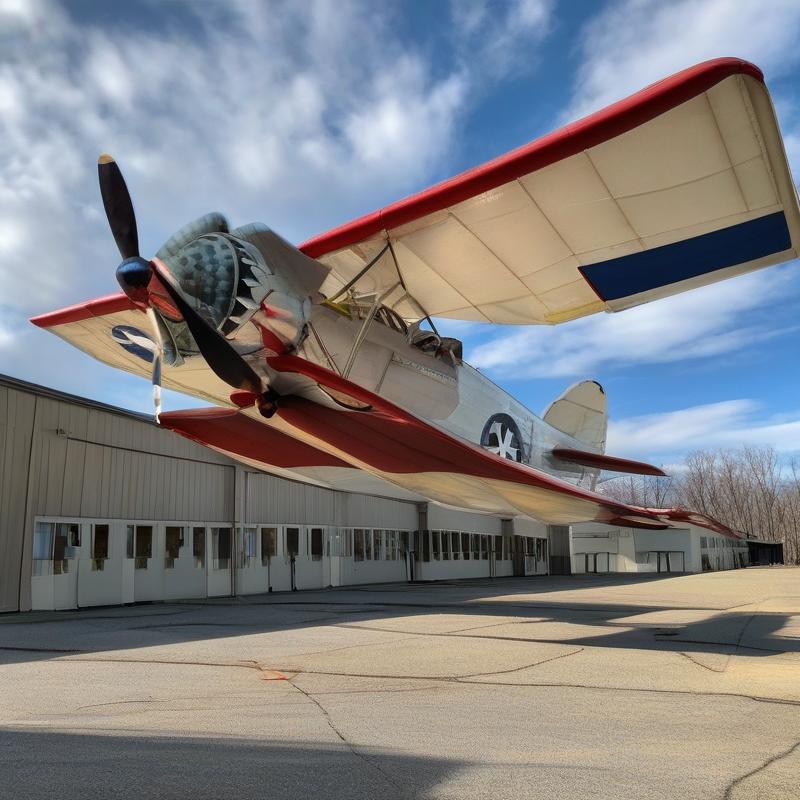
31,58,800,536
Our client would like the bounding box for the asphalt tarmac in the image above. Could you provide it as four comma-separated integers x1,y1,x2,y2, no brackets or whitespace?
1,568,799,799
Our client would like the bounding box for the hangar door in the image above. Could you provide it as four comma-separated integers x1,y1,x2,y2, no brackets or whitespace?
547,526,571,575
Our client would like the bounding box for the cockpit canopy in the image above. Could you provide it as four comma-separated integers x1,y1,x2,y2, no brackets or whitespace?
329,295,462,365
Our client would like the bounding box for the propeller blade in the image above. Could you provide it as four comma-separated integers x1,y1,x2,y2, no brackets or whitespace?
151,261,264,395
98,154,139,259
145,308,164,422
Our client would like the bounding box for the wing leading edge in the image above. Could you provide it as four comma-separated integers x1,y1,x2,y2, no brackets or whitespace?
302,58,800,324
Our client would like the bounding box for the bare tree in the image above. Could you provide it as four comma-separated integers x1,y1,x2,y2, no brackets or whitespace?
599,446,800,564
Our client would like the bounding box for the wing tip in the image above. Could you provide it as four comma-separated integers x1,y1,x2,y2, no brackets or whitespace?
30,293,137,328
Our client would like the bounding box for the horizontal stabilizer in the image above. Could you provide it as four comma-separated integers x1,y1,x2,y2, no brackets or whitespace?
551,448,666,476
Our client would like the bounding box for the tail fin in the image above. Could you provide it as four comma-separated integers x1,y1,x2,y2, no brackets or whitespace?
543,380,607,451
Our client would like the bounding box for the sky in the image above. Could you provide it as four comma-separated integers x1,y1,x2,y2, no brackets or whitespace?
1,0,800,470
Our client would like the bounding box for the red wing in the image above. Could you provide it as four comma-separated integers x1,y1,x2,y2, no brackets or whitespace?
159,407,349,469
265,355,739,536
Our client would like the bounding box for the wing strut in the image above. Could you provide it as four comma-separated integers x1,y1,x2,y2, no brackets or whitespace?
327,242,390,303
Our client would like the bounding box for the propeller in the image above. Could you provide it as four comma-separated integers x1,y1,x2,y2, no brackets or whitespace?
99,153,277,419
98,153,139,260
98,154,164,418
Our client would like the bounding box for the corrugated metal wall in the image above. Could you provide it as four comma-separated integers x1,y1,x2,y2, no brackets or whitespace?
427,504,503,535
1,378,420,612
2,381,239,612
243,471,417,529
0,385,37,613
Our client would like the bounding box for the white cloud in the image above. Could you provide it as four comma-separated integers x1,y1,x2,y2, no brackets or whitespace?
0,0,556,404
469,267,798,379
607,399,800,462
451,0,553,78
567,0,800,120
0,0,471,320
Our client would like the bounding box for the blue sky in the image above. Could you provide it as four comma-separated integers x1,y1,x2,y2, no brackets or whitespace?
1,0,799,468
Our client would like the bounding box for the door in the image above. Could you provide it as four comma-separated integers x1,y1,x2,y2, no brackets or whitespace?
286,526,299,591
260,527,278,592
207,527,232,597
297,527,324,590
77,523,122,607
132,524,160,601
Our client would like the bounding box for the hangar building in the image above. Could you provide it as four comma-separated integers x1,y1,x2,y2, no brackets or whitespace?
0,375,754,613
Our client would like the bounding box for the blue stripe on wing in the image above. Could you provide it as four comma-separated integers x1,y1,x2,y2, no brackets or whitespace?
579,211,791,302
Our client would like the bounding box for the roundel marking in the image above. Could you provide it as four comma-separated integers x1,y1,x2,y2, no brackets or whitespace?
110,325,156,363
480,413,524,462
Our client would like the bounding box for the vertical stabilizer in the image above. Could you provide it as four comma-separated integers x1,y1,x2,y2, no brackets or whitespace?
542,380,607,452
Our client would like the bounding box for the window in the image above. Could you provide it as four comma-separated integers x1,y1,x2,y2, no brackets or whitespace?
261,527,277,564
193,527,205,568
328,528,353,557
286,527,300,558
536,538,547,562
134,525,153,570
421,531,430,562
432,531,441,561
32,522,54,576
386,530,396,560
310,528,323,561
165,526,183,569
471,534,479,560
442,531,450,560
124,524,152,569
48,523,81,575
68,524,81,547
364,529,373,560
92,524,110,571
354,529,365,561
447,531,458,560
212,527,231,570
238,527,257,568
373,529,383,560
525,537,535,557
461,532,470,560
480,535,488,560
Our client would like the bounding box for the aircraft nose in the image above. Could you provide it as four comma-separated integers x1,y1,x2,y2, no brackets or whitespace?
116,256,153,304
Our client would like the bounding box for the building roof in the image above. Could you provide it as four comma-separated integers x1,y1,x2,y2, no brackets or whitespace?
0,373,153,424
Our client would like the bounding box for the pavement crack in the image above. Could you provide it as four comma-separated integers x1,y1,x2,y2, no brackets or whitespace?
287,677,410,798
57,655,263,672
678,651,728,673
456,647,584,679
723,738,800,799
270,667,800,707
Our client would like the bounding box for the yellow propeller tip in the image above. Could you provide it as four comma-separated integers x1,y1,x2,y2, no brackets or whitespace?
98,153,115,165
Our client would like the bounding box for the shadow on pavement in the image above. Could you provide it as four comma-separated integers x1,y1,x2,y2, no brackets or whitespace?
0,573,796,665
0,728,457,800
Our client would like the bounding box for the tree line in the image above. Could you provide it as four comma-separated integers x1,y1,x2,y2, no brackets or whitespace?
599,445,800,564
